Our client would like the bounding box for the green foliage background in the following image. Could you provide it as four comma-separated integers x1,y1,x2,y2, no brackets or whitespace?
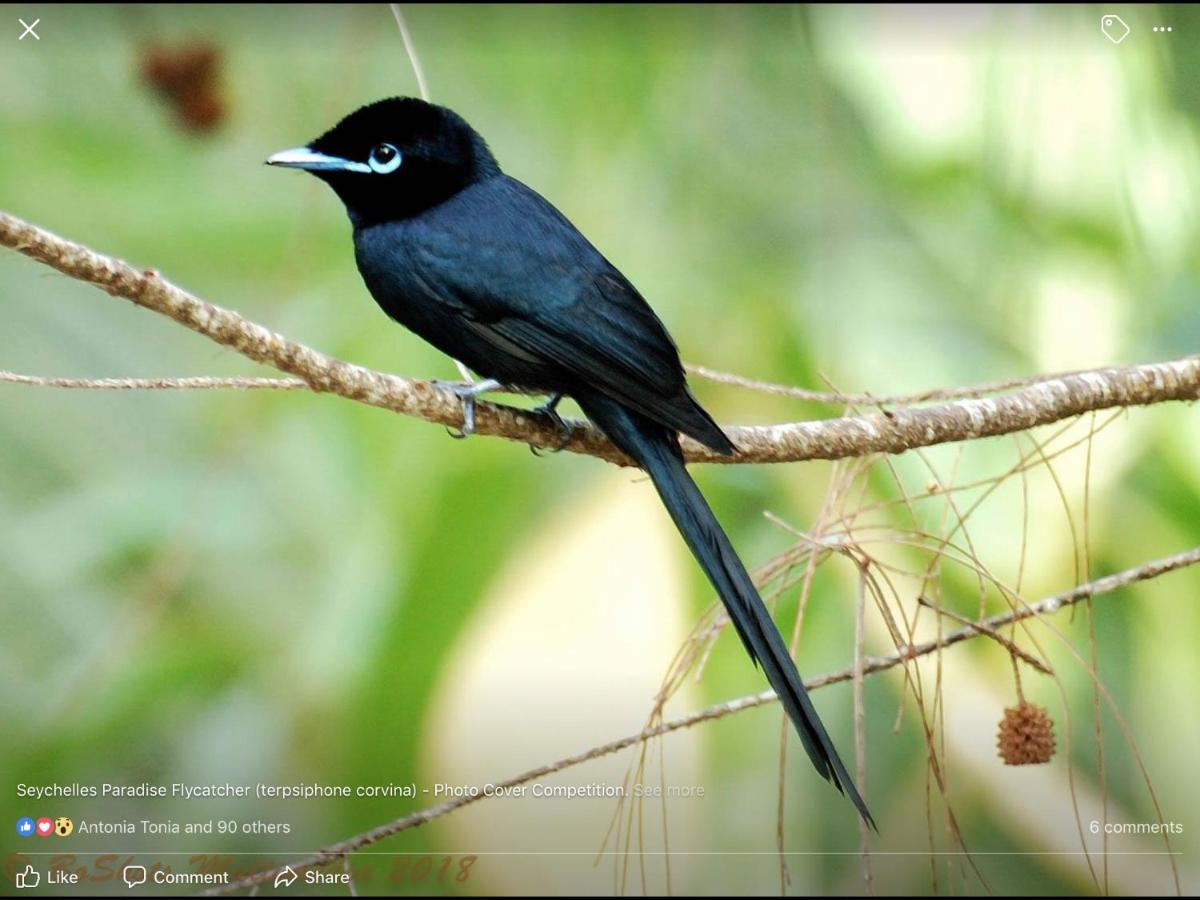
2,4,1199,895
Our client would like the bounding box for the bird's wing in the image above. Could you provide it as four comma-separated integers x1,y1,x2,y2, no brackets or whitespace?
405,176,733,452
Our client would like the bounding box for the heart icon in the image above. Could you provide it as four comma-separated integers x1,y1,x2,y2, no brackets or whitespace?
36,817,53,836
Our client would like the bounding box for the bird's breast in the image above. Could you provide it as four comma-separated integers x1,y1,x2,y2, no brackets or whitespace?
350,222,548,388
352,225,447,334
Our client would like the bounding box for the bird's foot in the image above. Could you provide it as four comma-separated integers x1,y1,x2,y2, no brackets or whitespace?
530,393,571,456
437,378,504,439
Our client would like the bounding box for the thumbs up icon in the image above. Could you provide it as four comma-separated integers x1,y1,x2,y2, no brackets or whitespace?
16,865,41,889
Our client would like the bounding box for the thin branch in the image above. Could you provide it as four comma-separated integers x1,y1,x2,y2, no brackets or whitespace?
683,363,1159,408
3,210,1199,467
389,4,430,103
0,370,307,391
0,363,1151,408
203,545,1200,896
915,595,1052,675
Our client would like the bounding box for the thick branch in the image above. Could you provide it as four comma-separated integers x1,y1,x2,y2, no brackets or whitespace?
203,545,1200,896
3,209,1198,466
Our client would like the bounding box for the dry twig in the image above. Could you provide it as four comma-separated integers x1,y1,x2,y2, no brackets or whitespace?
202,546,1200,896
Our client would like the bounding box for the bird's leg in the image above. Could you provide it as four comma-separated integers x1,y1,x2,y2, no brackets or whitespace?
530,393,572,455
441,378,503,439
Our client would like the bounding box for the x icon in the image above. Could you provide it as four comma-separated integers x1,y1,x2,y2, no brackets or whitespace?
18,17,40,40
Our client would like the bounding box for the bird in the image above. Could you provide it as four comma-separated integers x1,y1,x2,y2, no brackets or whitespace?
267,97,874,827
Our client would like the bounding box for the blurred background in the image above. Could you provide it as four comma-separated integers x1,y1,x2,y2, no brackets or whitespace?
2,3,1200,895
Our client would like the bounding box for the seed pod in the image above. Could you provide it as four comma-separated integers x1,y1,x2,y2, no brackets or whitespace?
997,701,1056,765
139,42,226,134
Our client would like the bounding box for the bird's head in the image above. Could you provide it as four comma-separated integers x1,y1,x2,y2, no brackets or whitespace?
267,97,500,227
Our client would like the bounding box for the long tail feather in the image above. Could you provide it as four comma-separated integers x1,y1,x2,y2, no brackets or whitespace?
578,393,875,828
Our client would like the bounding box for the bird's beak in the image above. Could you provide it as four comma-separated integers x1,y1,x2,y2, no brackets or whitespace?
265,147,371,174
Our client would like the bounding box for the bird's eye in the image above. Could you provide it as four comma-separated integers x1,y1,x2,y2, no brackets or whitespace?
368,143,402,174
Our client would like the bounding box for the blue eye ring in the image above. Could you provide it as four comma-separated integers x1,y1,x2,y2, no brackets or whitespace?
368,143,402,174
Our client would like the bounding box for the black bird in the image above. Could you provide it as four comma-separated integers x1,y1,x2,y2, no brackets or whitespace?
268,97,873,826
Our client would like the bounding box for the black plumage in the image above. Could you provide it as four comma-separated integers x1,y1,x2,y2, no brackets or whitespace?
268,97,873,826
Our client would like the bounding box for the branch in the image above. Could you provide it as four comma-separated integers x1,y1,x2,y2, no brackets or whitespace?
203,545,1200,896
0,371,308,391
682,363,1166,407
3,208,1199,466
389,4,430,103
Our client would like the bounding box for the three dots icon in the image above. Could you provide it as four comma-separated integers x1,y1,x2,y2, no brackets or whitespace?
1101,14,1175,43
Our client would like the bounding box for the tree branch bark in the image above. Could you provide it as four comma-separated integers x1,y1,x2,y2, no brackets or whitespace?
3,208,1198,466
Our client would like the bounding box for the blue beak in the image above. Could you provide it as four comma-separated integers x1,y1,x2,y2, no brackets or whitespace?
265,147,371,174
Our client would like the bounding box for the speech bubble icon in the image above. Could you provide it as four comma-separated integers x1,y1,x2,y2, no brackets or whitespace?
123,864,147,888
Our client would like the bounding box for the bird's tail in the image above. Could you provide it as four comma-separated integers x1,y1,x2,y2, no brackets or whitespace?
577,393,875,828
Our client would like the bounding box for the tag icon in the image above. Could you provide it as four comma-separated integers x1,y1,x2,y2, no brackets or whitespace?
1100,14,1130,44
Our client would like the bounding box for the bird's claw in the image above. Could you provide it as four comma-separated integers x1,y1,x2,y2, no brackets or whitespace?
437,378,503,440
529,394,571,456
435,380,567,449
